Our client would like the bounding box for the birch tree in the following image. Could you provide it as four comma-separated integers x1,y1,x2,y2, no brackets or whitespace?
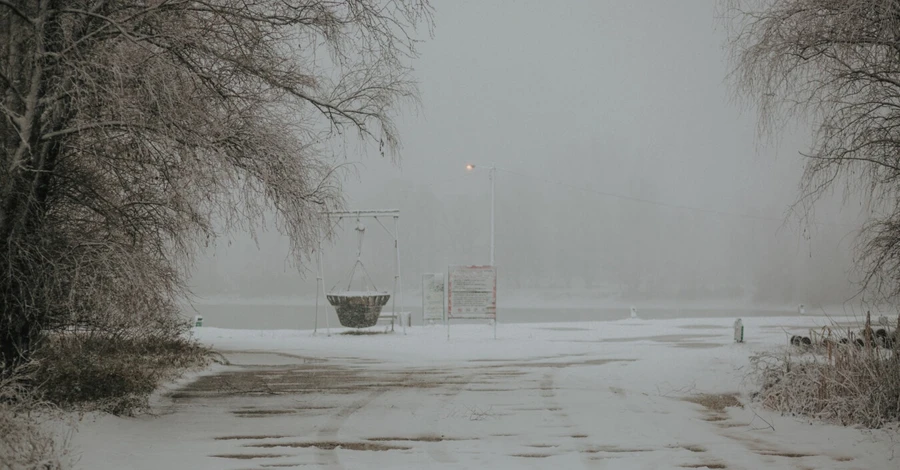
724,0,900,300
0,0,432,370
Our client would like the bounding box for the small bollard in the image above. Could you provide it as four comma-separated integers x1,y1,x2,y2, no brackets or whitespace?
193,315,203,327
733,318,744,343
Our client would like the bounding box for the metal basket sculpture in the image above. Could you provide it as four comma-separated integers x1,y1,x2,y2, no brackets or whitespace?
327,219,394,328
327,292,391,328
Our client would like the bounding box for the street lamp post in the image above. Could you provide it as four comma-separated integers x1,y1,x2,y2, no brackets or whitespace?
465,162,498,339
489,164,495,266
466,163,496,266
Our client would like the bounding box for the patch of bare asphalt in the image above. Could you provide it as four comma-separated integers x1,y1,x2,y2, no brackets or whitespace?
680,463,727,469
665,444,707,454
756,451,816,458
483,370,529,377
467,358,523,362
464,388,519,392
210,453,291,460
510,453,553,458
673,342,725,349
468,353,590,364
538,327,593,332
721,431,830,463
237,351,328,362
601,334,723,343
582,445,654,454
215,435,293,441
478,358,636,369
715,422,746,429
511,406,562,412
678,325,729,330
366,436,467,443
246,441,411,451
704,416,728,422
171,363,494,401
230,409,299,418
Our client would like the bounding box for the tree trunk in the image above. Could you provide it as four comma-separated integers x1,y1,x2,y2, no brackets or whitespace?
0,274,41,375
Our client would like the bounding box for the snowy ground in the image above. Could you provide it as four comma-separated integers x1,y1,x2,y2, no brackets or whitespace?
66,315,898,470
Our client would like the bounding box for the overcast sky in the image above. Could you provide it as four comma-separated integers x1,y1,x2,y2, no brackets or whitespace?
190,0,864,306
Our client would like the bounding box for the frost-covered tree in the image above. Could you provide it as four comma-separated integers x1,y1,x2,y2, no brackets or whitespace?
0,0,432,370
724,0,900,301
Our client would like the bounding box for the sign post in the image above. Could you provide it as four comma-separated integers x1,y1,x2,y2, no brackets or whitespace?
422,273,446,325
447,265,497,339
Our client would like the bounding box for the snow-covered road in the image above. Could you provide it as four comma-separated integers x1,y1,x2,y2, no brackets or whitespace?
67,317,898,469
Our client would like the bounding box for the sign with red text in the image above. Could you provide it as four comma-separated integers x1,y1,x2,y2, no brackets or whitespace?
448,265,497,319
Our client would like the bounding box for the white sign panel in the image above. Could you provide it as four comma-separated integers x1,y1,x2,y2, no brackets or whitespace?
448,265,497,319
422,273,445,322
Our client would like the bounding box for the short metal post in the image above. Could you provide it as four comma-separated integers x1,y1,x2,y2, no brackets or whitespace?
314,247,320,335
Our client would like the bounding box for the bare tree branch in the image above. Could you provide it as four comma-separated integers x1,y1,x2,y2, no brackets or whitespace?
724,0,900,301
0,1,35,25
0,0,433,370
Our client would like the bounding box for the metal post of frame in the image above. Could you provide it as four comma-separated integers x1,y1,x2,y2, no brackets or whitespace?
385,216,396,333
393,215,405,335
322,210,401,333
317,239,331,337
313,244,320,335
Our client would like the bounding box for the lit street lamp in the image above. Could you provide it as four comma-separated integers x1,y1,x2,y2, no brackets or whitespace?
465,163,496,266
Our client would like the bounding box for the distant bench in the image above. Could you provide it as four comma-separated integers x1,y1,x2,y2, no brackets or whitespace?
378,311,411,329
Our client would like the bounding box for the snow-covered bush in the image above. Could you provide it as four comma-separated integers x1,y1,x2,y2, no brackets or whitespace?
0,373,68,470
754,320,900,428
29,331,210,416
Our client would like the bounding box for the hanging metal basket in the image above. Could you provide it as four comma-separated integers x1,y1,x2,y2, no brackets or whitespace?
327,292,391,328
325,218,395,329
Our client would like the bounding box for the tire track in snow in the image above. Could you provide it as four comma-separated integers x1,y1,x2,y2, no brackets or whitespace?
314,387,390,469
538,369,595,468
421,369,482,464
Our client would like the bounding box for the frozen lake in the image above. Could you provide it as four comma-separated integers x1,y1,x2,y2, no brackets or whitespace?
184,301,808,330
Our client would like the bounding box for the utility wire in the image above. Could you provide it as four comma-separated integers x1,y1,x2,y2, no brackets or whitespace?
494,167,859,229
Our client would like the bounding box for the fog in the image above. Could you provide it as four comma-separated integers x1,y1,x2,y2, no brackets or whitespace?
189,0,866,309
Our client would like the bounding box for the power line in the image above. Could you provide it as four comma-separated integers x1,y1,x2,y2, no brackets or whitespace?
495,167,858,229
